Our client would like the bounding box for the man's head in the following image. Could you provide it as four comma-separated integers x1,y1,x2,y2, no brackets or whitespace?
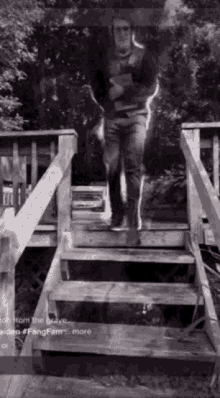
112,17,133,51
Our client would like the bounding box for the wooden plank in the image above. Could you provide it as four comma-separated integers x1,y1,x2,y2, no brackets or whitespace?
190,235,220,356
50,141,56,161
58,135,77,241
50,281,200,305
72,227,186,247
41,140,57,223
0,268,15,357
61,248,194,263
50,140,57,218
184,129,203,241
1,238,64,398
0,159,3,206
35,224,57,232
21,376,175,398
72,186,106,212
143,221,189,230
203,225,216,245
27,232,57,247
12,141,20,214
0,209,15,357
213,134,219,195
71,216,189,230
72,186,106,193
182,122,220,129
0,129,77,138
32,322,216,360
31,141,38,189
20,156,27,207
86,220,189,231
181,130,220,251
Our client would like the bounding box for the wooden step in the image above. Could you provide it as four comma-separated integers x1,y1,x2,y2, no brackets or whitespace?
32,322,217,361
22,376,176,398
71,227,186,247
62,248,194,264
71,218,189,230
49,281,201,306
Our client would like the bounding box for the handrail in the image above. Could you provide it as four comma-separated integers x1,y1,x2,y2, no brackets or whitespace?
0,133,77,270
0,131,77,365
0,129,77,137
181,129,220,250
182,122,220,129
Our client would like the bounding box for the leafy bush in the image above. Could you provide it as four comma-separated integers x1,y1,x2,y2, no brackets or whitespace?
142,164,186,207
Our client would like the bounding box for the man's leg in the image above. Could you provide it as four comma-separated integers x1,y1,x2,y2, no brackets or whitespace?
123,115,147,230
104,117,124,226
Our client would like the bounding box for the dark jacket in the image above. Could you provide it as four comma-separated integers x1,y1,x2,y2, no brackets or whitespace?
88,40,158,115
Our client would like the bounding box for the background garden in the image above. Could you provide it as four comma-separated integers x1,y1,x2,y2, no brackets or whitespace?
2,0,220,207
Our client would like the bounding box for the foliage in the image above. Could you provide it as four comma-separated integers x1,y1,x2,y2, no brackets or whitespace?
2,0,220,185
143,164,186,206
0,0,43,130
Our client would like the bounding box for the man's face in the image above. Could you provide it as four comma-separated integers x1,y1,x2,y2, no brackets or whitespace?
112,18,132,51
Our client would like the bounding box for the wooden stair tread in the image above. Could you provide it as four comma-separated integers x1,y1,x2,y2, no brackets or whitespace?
50,281,201,305
71,228,186,247
62,248,194,263
32,322,216,360
71,218,189,230
86,222,188,231
22,376,176,398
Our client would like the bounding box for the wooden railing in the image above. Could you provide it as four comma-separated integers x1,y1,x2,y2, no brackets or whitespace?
181,124,220,387
0,129,75,217
0,129,77,360
181,123,220,247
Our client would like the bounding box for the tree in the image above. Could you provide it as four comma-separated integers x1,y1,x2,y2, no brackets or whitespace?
0,0,43,130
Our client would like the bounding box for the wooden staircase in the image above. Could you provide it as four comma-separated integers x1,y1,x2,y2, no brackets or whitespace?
2,122,220,398
31,217,219,374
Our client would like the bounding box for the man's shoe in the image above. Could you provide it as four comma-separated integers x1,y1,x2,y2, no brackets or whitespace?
127,212,142,230
108,213,124,230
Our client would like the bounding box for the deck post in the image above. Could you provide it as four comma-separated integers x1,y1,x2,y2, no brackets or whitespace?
0,209,16,359
184,128,203,242
57,134,77,242
0,268,15,358
213,134,219,196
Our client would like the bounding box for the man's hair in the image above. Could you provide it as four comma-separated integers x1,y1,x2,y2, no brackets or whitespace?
112,16,133,31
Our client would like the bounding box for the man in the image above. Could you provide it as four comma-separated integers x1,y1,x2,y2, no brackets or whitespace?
88,14,159,230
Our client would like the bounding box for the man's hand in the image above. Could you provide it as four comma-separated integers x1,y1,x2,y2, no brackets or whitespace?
109,78,125,100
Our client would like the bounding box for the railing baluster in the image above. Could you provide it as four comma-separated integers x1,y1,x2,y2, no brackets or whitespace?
0,159,3,209
50,140,57,217
20,157,27,207
213,134,219,196
31,141,38,189
50,140,56,161
12,141,19,214
58,134,77,240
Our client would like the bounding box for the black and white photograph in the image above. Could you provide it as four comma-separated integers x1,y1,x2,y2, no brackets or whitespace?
0,0,220,397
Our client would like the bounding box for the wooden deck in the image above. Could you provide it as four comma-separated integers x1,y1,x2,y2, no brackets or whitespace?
20,375,177,398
